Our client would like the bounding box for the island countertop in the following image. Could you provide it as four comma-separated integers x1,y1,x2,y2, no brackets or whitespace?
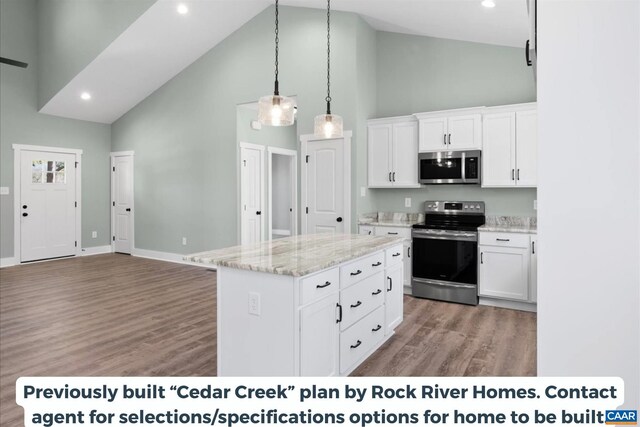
184,233,404,277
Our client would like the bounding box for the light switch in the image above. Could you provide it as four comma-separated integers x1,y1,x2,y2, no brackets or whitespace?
360,187,366,197
248,292,261,316
405,198,411,208
0,187,9,195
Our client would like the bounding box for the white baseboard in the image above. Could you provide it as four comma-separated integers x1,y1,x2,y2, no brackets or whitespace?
132,248,215,269
81,245,112,256
479,297,537,313
0,257,17,268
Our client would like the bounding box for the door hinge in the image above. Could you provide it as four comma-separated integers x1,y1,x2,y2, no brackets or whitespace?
75,162,78,168
112,201,115,207
305,155,309,163
74,201,77,208
113,236,115,241
243,160,246,166
112,166,115,172
75,241,77,247
305,207,309,214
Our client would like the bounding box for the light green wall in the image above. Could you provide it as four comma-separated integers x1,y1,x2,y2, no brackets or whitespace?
111,6,365,254
1,0,112,259
370,31,537,217
236,106,297,150
37,0,156,108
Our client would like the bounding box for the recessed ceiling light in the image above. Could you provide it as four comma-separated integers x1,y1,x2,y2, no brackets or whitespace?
80,92,91,100
177,3,188,14
481,0,496,7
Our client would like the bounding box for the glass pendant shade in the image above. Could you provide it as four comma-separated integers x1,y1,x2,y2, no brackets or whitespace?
258,94,295,126
314,113,343,139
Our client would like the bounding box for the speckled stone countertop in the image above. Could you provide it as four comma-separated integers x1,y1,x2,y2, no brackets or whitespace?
184,233,404,277
358,212,424,228
479,216,537,234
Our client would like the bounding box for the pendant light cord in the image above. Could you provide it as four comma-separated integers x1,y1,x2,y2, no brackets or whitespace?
325,0,331,114
274,0,280,95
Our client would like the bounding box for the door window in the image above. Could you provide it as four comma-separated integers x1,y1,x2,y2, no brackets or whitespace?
32,160,65,184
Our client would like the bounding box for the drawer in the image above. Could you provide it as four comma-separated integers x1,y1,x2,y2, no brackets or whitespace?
340,305,385,374
375,226,411,239
359,225,374,235
385,244,404,267
300,267,339,306
340,251,385,289
479,232,529,248
339,271,385,331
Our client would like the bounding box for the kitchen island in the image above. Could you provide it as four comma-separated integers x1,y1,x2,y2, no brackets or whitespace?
186,233,405,376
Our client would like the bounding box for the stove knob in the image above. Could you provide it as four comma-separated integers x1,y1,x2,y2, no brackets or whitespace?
464,205,469,209
475,205,481,209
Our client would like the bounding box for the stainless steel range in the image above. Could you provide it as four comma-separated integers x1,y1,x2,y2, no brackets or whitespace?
411,201,486,305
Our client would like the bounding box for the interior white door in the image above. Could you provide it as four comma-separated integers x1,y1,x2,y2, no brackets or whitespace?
305,138,345,234
419,117,448,151
447,114,482,149
367,124,392,187
515,110,538,187
240,146,263,244
392,121,419,186
482,112,516,187
112,155,133,254
20,151,76,262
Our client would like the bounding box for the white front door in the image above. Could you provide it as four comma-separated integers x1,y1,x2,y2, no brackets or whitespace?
20,150,77,262
304,138,346,234
112,154,134,254
240,145,264,244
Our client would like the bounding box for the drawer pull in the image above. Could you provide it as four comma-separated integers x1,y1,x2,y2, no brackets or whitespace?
387,276,393,292
316,281,331,289
336,303,342,323
387,232,398,235
372,289,382,296
350,301,362,308
350,269,362,276
392,252,401,257
496,238,510,242
372,324,382,332
371,261,382,267
350,340,362,349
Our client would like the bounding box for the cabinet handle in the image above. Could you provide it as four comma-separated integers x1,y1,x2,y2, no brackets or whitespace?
350,269,362,276
387,276,393,291
372,289,382,296
512,169,515,181
525,39,532,66
388,172,392,182
316,281,331,289
532,241,535,254
372,325,382,332
387,232,398,235
443,134,447,146
408,246,411,258
368,230,372,235
517,169,520,180
480,252,484,264
350,301,362,308
350,340,362,349
392,252,401,257
496,238,510,242
448,133,451,145
336,303,342,323
371,261,382,267
392,172,396,182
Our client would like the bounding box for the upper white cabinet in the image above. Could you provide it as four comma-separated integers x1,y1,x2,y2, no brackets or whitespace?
415,108,483,152
482,103,537,187
368,117,419,188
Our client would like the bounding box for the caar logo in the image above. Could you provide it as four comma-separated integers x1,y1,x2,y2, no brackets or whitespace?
605,410,637,425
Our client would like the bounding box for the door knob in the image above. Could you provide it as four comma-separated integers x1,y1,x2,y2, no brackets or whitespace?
22,205,27,209
126,208,131,212
256,211,262,215
336,217,343,222
22,212,28,217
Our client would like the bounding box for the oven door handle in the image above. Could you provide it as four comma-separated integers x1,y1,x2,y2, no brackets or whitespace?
412,230,477,242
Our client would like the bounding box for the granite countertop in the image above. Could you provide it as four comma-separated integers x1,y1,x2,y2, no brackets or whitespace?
184,233,404,277
478,216,537,234
358,212,424,228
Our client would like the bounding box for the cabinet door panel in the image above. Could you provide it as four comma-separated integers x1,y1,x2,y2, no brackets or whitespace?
482,112,516,187
392,121,419,187
529,236,537,303
385,263,404,335
515,110,538,187
300,293,339,376
419,118,448,151
404,242,412,288
479,245,529,301
447,114,481,150
368,124,393,187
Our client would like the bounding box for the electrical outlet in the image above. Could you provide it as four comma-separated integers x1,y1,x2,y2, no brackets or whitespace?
91,231,97,238
182,237,187,246
405,198,411,208
534,200,537,210
0,187,9,195
360,187,366,197
248,292,261,316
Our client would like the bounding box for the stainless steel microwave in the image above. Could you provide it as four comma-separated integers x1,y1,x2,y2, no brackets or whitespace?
418,150,481,185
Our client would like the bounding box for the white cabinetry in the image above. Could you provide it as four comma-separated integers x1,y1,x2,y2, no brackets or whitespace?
385,256,403,335
367,117,419,188
300,292,339,376
415,108,483,152
478,231,537,305
482,103,537,187
530,236,537,303
358,225,412,289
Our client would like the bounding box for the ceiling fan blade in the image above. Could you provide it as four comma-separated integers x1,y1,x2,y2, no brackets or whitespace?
0,57,28,68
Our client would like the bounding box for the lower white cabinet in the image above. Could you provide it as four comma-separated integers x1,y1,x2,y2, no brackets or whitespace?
300,292,339,376
478,231,536,304
385,262,403,335
358,225,412,289
530,236,537,303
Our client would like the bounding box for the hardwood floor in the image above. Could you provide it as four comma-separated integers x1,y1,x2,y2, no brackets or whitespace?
0,254,536,425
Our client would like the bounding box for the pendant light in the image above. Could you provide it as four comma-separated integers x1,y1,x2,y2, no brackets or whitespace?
314,0,343,139
258,0,295,126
